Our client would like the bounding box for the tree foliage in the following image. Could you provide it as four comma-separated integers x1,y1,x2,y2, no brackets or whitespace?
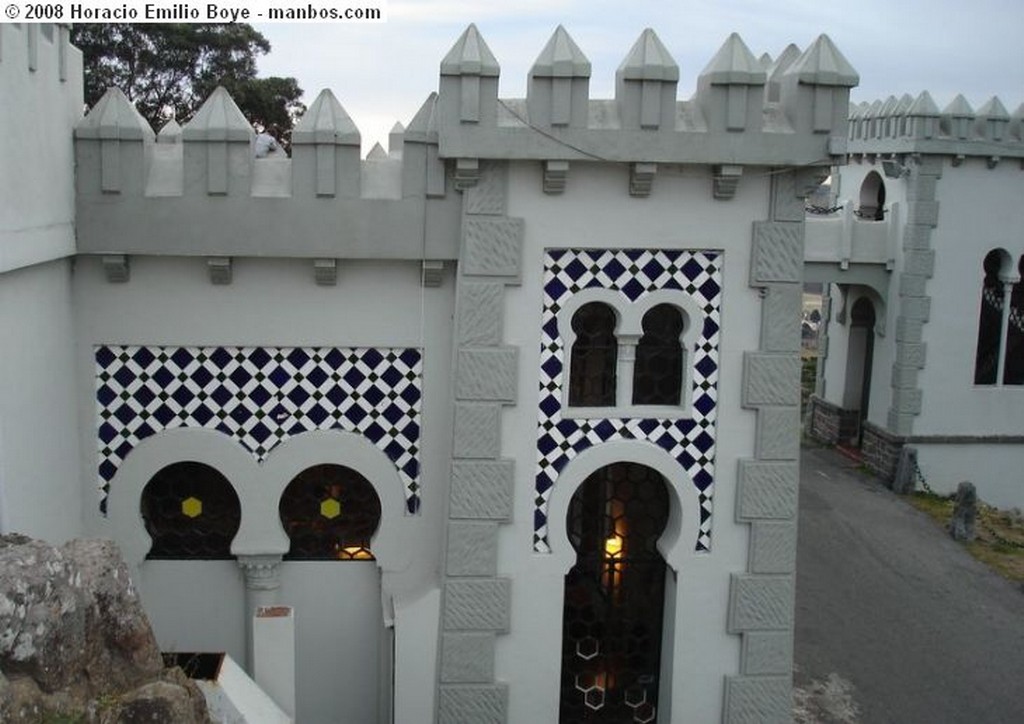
70,24,305,134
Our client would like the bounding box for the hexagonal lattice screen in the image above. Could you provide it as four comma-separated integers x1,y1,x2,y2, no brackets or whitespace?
141,461,240,559
559,462,669,723
632,304,684,406
279,464,380,560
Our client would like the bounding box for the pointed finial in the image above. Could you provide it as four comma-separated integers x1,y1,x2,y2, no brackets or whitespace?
292,89,360,145
441,24,500,76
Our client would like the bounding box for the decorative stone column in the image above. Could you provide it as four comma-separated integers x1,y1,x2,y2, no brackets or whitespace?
237,554,283,673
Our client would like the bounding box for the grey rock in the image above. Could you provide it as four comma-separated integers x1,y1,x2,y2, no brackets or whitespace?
0,535,208,723
949,482,977,542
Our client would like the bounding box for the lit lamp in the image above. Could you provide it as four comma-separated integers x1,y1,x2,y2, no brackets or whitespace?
603,533,624,598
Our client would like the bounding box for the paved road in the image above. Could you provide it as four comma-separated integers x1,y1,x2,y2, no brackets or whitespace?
794,445,1024,724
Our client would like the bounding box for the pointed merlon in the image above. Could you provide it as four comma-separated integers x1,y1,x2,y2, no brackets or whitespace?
405,93,439,142
532,25,591,77
182,86,252,141
879,95,898,118
292,89,360,146
908,90,940,117
700,33,766,84
75,87,155,140
895,94,914,116
390,121,405,135
785,34,858,86
944,94,974,118
759,52,773,70
977,96,1010,120
617,28,679,81
366,142,388,161
769,44,801,80
157,118,182,143
441,24,500,77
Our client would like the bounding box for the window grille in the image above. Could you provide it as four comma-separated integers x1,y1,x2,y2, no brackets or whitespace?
141,462,241,560
975,250,1005,385
559,463,669,724
632,304,684,406
279,464,381,560
569,303,618,407
1003,257,1024,385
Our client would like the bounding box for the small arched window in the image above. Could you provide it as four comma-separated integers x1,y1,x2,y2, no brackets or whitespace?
559,462,669,723
632,304,685,406
569,302,618,407
975,250,1006,385
1003,256,1024,385
141,462,241,560
279,464,381,560
858,171,886,220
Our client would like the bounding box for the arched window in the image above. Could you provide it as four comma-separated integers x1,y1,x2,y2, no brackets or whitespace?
858,171,886,220
975,250,1006,385
140,462,241,559
1004,256,1024,385
632,304,684,406
559,463,669,724
569,302,618,407
279,464,381,560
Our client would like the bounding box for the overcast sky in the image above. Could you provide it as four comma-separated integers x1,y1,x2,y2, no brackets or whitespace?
253,0,1024,154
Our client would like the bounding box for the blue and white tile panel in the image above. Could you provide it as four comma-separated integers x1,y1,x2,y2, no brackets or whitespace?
534,249,721,552
95,346,422,513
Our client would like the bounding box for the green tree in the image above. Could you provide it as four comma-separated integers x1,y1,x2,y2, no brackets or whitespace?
70,24,305,134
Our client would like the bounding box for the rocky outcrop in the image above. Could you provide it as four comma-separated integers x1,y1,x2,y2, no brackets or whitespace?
0,534,210,723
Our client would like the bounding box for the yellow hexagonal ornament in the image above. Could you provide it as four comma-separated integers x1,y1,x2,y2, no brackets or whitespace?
181,497,203,518
320,498,341,519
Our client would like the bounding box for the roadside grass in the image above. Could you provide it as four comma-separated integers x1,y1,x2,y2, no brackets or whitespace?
907,492,1024,584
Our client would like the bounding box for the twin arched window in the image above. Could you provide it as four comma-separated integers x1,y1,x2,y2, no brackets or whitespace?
974,250,1024,386
568,302,687,410
140,462,382,560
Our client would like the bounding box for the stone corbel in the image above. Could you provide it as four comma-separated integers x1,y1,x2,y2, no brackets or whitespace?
313,258,337,286
422,260,445,287
713,165,744,200
207,257,233,285
543,160,569,195
629,162,656,197
102,254,130,283
454,158,480,190
987,156,1000,170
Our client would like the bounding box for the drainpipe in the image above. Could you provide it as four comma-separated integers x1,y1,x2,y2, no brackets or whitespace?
237,554,283,673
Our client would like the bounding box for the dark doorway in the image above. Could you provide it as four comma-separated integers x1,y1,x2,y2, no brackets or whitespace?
559,462,669,724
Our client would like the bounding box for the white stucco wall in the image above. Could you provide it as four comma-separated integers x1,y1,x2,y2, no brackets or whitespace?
71,255,453,718
0,260,82,540
917,159,1024,436
0,26,84,541
498,161,765,723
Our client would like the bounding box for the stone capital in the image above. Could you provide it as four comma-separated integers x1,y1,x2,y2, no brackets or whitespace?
237,554,283,591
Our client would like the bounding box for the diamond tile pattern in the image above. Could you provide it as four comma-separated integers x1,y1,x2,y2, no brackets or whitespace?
534,249,721,552
95,346,422,513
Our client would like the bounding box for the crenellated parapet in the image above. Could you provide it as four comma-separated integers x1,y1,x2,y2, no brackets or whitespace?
848,90,1024,162
438,26,857,170
71,25,859,262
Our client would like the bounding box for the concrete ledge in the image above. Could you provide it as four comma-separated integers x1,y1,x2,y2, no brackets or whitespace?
438,683,508,724
723,675,793,724
727,574,795,632
443,578,511,631
736,460,799,521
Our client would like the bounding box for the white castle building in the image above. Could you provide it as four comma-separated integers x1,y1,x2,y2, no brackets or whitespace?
9,19,1013,724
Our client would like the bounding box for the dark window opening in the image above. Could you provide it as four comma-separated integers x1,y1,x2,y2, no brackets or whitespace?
559,462,670,724
632,305,684,406
279,464,381,560
569,303,618,407
1004,256,1024,385
141,461,240,560
975,250,1004,385
857,171,886,220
